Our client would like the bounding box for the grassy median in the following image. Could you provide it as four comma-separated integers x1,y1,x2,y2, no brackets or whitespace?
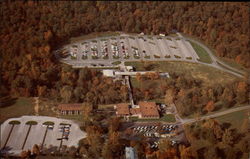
189,41,212,63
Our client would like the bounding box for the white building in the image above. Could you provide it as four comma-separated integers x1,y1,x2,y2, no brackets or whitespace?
125,147,138,159
102,70,115,77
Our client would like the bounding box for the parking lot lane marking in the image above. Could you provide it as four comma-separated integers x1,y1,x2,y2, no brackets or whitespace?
106,38,113,60
21,124,32,150
116,37,124,60
134,37,143,60
1,122,11,148
23,123,44,150
41,125,49,150
7,122,25,150
153,37,164,58
59,125,66,151
43,122,59,148
3,124,15,149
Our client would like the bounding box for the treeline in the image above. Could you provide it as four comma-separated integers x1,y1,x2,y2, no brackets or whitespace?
132,71,249,117
0,1,249,99
173,80,249,117
3,65,128,105
184,119,250,159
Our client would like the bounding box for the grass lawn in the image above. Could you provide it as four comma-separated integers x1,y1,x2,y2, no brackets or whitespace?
58,115,84,122
216,61,245,76
129,114,176,122
214,109,250,130
161,114,176,122
219,57,249,73
0,97,35,124
98,104,114,109
112,61,121,65
181,33,249,73
125,61,239,86
70,31,120,43
189,41,212,64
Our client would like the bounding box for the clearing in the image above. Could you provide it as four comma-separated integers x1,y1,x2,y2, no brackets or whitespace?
125,61,239,86
0,97,34,124
189,41,212,63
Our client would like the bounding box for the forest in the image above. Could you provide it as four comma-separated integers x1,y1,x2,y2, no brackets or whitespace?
133,71,249,117
0,1,249,102
0,1,249,158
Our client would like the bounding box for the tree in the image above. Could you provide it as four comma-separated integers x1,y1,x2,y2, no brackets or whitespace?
20,150,31,159
235,81,248,104
108,117,121,134
204,146,219,159
240,118,249,133
222,129,234,147
136,73,142,82
205,101,215,112
85,125,104,158
238,137,250,153
60,85,73,103
179,145,195,159
32,144,40,156
165,88,175,105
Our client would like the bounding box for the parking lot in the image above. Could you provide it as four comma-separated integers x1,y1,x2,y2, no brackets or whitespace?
122,122,187,148
0,116,86,155
55,33,200,68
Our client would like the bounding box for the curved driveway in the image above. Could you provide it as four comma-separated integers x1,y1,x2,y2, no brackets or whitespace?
178,33,245,78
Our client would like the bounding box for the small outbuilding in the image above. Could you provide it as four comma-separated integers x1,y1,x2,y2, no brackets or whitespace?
58,104,84,115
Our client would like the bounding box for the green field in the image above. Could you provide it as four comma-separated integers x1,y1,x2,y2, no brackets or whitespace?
58,114,84,122
216,61,245,76
125,61,239,86
0,97,34,124
70,31,120,43
189,41,212,63
219,57,249,73
181,33,249,73
112,61,121,65
214,109,250,130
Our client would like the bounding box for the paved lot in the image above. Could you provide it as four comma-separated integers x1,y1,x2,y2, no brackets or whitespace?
55,33,200,68
0,116,86,155
121,122,187,148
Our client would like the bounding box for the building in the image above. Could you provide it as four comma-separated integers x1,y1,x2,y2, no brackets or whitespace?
114,102,160,119
125,147,138,159
58,104,84,115
138,102,160,119
114,103,130,117
102,69,115,77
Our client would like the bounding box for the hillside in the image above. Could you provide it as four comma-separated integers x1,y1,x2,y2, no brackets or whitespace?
0,1,249,98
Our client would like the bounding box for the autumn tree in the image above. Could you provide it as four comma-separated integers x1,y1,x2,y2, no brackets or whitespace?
235,81,248,104
205,101,215,112
222,129,235,147
165,88,175,106
32,144,40,156
60,85,73,103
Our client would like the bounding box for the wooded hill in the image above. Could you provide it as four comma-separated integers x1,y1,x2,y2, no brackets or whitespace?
0,1,249,100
